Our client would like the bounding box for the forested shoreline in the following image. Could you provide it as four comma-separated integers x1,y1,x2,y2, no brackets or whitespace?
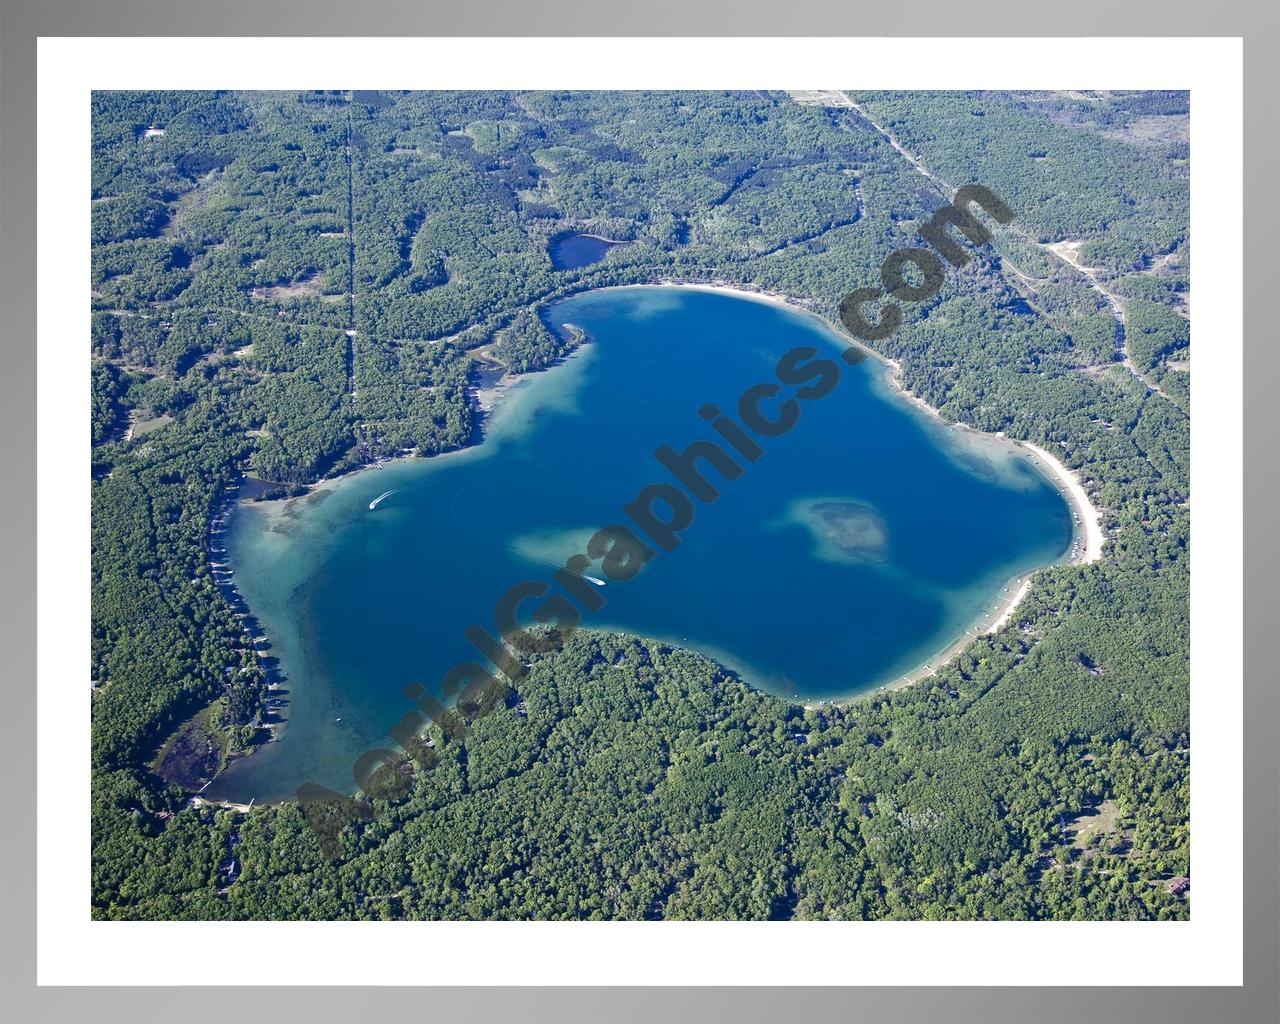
91,89,1190,920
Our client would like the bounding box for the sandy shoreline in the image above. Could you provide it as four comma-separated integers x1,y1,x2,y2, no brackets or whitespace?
653,279,819,312
1019,442,1105,564
840,569,1035,705
987,579,1033,633
473,326,592,418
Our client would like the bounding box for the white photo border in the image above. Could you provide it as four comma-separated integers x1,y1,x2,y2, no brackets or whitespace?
38,35,1241,987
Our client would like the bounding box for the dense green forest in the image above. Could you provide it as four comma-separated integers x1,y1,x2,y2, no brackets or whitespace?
90,89,1190,920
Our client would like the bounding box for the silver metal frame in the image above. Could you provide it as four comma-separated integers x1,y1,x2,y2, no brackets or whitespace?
2,2,1275,1020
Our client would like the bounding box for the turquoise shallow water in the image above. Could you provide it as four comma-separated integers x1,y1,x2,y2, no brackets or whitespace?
208,287,1072,801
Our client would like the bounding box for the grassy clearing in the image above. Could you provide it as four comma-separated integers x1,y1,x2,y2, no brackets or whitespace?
130,413,173,438
1068,798,1125,853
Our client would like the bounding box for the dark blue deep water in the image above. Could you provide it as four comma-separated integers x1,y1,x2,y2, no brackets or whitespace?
548,233,624,269
210,287,1072,800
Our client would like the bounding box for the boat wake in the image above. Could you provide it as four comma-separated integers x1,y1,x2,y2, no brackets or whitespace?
368,490,396,510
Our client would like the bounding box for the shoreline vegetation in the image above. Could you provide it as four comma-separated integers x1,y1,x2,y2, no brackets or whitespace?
219,281,1108,756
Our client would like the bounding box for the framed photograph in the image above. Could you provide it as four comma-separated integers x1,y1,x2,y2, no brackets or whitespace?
2,2,1276,1021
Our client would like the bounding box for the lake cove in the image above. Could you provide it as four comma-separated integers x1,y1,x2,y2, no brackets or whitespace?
209,287,1074,801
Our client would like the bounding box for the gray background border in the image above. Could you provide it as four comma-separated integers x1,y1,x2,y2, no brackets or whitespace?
1,2,1275,1022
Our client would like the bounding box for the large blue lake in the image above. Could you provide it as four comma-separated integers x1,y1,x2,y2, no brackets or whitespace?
210,287,1073,801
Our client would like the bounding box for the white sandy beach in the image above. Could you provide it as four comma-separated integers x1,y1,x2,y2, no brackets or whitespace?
860,570,1034,702
986,579,1033,634
654,279,819,314
1020,442,1105,564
